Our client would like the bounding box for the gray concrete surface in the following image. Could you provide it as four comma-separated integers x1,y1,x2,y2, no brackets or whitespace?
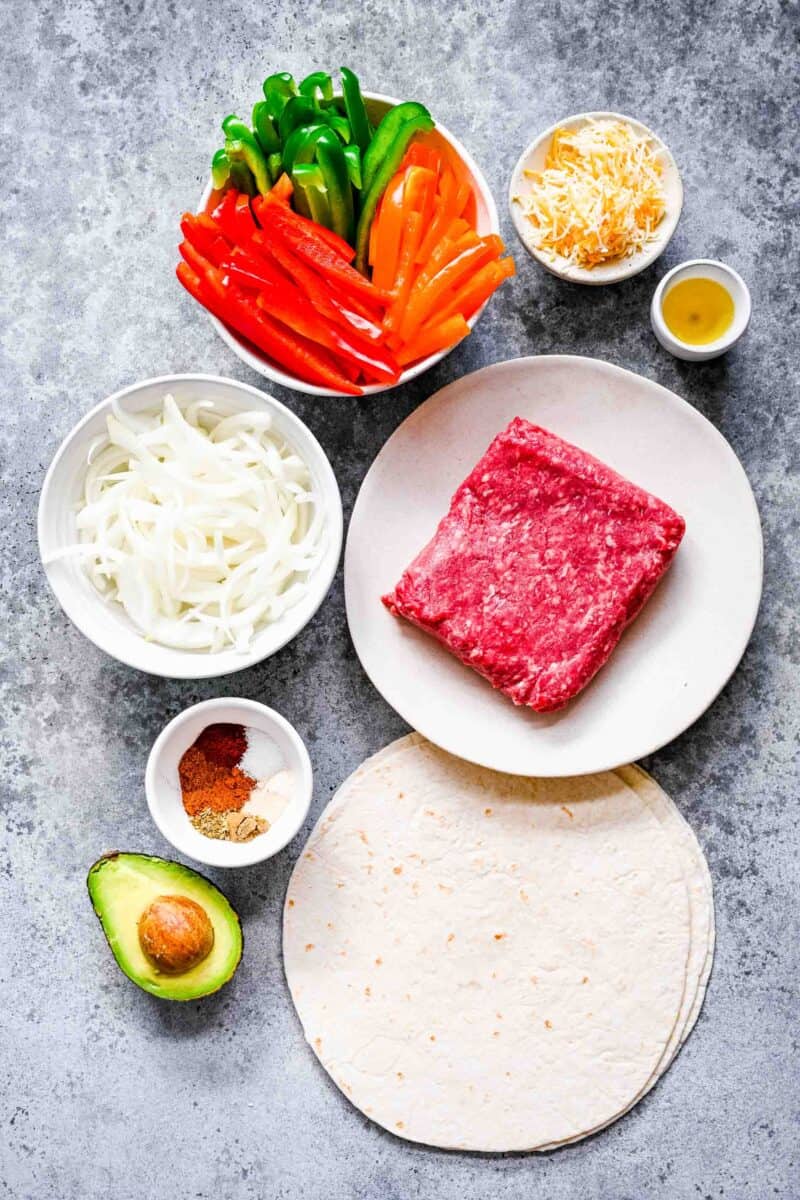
2,1,798,1197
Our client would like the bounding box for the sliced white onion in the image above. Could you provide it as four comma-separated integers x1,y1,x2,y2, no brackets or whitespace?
45,394,326,652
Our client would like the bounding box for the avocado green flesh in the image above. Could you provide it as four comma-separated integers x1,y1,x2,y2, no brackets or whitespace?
87,853,242,1001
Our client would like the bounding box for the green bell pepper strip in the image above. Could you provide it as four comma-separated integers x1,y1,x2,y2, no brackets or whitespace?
211,148,231,190
262,72,297,121
355,110,435,273
267,152,283,182
251,101,280,156
222,115,272,194
343,144,362,190
299,71,334,104
340,67,372,155
291,162,331,229
228,158,257,196
279,97,320,144
315,135,354,242
361,101,432,193
282,124,354,241
279,96,351,146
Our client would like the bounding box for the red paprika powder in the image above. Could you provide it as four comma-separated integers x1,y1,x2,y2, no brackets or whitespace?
178,723,255,817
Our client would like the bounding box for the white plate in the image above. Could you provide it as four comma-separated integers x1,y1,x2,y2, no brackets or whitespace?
38,374,343,679
344,356,762,776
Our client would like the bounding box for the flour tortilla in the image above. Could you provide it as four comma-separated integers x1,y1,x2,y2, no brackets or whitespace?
284,737,695,1152
323,740,715,1151
535,762,714,1150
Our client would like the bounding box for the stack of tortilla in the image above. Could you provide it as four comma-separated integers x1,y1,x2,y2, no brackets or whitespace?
284,735,714,1152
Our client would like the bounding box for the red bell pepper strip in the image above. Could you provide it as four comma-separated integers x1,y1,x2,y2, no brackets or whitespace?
211,190,243,243
254,281,400,385
252,233,384,341
176,261,362,394
236,192,258,235
259,203,389,307
252,195,355,262
180,213,229,268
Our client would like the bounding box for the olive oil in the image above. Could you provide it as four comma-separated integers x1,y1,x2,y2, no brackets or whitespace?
662,276,735,345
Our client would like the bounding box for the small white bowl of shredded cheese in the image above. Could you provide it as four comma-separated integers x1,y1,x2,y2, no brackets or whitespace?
38,374,342,678
509,112,683,285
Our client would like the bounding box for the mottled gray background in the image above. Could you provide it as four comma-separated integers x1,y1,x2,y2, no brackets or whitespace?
2,1,798,1197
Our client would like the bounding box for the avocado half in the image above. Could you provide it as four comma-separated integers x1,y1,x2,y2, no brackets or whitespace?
87,852,243,1001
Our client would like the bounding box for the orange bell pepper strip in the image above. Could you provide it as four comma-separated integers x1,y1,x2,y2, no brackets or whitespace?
401,143,440,173
371,172,406,292
404,164,437,234
269,173,294,203
382,211,424,333
428,256,516,325
399,236,505,343
396,315,471,366
368,204,380,268
415,169,457,264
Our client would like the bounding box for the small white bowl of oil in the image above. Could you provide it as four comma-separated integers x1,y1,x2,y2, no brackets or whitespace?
651,259,751,361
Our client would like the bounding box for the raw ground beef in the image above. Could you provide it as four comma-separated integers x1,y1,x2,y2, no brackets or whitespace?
382,417,686,712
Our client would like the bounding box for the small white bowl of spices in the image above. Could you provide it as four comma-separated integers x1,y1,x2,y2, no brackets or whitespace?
146,698,313,868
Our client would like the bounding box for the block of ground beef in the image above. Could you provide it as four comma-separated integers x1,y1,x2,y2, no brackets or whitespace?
382,417,686,712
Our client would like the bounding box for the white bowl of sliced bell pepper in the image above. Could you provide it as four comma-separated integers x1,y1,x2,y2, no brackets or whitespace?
177,70,513,397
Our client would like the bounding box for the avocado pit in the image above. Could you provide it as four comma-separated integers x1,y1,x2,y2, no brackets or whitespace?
137,894,215,975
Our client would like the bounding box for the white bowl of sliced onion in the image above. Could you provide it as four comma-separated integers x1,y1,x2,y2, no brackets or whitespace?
38,374,343,678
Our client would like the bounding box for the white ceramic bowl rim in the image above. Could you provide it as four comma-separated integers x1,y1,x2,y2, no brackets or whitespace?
199,92,501,397
651,258,752,353
508,110,684,286
145,697,313,868
38,373,343,679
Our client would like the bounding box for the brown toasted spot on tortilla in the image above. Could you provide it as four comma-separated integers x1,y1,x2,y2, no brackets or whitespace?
494,932,506,941
305,943,314,952
396,1121,404,1130
484,807,493,816
359,830,369,844
393,865,403,875
429,1034,436,1041
287,898,295,908
375,957,383,966
365,986,371,996
582,975,589,984
447,933,455,943
545,1019,553,1029
519,889,529,902
561,805,574,819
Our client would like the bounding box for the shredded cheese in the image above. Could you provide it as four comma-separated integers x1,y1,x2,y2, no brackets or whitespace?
515,120,667,269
